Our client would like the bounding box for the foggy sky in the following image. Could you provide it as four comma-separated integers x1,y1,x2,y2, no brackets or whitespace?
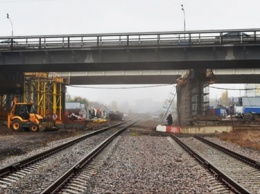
1,0,258,113
1,0,259,36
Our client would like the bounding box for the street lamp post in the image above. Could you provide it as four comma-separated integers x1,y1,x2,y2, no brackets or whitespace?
181,4,186,32
6,13,13,37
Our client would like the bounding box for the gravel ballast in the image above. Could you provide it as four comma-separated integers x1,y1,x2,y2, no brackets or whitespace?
88,134,227,193
1,120,259,193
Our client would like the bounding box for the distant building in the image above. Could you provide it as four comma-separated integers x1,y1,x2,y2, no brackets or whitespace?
245,84,260,97
66,102,85,109
241,84,260,114
242,96,260,106
65,102,87,120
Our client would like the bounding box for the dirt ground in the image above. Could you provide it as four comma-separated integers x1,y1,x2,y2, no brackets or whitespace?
0,121,112,161
137,119,260,151
0,119,260,163
216,126,260,150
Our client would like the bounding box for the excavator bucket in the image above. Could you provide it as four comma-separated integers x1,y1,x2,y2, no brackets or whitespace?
39,120,59,132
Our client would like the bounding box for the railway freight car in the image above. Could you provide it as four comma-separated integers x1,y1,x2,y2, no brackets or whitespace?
108,111,123,121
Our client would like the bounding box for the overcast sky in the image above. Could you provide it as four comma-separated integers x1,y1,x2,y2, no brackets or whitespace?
1,0,258,112
1,0,259,35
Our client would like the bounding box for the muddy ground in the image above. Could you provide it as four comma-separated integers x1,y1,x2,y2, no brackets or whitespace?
217,126,260,150
0,121,110,161
136,120,260,151
0,119,260,163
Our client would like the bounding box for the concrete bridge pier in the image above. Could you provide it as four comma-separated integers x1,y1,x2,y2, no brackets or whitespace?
176,69,215,126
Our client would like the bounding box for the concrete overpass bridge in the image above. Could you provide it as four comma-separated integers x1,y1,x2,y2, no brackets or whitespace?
1,28,260,126
0,28,260,72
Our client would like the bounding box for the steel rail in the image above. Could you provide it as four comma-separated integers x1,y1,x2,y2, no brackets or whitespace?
194,135,260,169
0,122,124,177
41,121,136,194
170,135,251,194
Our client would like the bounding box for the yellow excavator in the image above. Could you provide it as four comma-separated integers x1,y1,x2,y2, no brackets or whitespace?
7,97,58,132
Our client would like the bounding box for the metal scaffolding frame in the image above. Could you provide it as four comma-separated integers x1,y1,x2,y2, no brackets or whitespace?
161,86,177,123
0,94,17,122
0,73,66,124
23,73,66,123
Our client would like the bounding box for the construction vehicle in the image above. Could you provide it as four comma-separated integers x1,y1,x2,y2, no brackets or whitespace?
7,97,58,132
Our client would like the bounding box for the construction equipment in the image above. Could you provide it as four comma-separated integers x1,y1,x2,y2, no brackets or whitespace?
7,97,58,132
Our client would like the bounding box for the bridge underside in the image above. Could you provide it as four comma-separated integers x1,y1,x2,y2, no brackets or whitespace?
1,45,260,72
68,75,179,85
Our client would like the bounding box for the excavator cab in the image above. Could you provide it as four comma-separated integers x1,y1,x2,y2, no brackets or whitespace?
15,104,31,120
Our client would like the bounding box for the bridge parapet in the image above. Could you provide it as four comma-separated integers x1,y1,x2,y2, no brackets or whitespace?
1,28,260,50
1,29,260,72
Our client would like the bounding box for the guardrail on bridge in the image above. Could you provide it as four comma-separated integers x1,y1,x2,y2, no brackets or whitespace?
0,28,260,50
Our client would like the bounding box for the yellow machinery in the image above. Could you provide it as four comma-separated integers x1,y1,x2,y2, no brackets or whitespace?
7,97,57,132
0,72,67,128
92,118,107,123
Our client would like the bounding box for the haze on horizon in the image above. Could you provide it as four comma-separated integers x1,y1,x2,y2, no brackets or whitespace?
66,84,246,114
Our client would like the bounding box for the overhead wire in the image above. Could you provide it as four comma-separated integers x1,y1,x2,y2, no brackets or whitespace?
209,86,256,91
67,84,174,89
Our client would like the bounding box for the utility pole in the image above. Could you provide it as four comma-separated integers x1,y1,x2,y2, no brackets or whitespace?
181,4,186,32
181,4,186,39
6,13,14,37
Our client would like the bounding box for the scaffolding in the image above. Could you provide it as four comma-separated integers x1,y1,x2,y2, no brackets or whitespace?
0,73,66,124
191,82,209,116
161,86,177,123
24,73,66,124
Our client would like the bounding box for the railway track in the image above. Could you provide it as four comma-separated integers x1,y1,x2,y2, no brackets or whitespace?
1,121,258,193
0,121,133,193
172,135,260,194
42,122,135,193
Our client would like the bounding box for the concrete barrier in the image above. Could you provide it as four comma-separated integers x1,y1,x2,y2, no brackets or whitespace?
181,126,232,134
156,125,232,134
156,125,180,133
166,126,181,133
156,125,166,132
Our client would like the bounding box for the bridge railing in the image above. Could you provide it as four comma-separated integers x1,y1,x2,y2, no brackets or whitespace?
0,29,260,50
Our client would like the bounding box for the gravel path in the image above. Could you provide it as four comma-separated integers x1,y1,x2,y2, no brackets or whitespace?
87,134,230,194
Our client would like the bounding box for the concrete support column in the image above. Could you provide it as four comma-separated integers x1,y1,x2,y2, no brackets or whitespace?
176,69,210,126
